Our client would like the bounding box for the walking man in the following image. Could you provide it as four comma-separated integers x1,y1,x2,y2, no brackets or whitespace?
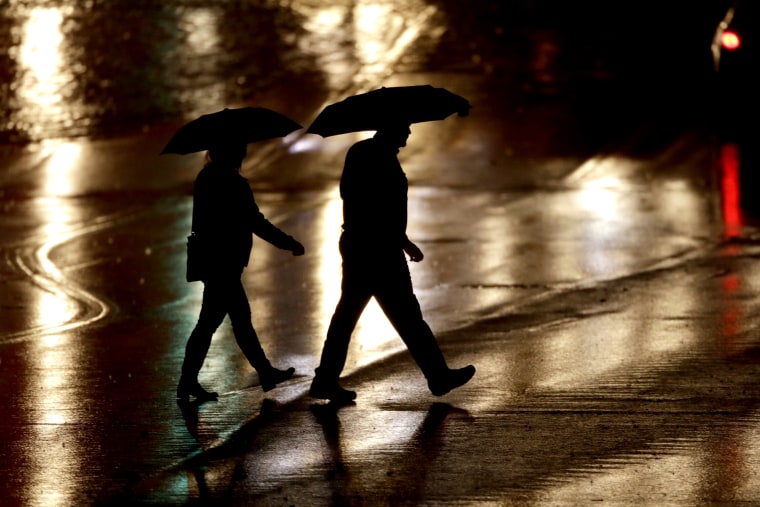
310,123,475,403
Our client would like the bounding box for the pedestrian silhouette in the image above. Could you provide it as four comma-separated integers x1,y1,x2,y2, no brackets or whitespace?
177,142,305,402
309,124,475,403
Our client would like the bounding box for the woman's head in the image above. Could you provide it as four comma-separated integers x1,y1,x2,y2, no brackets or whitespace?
208,143,247,170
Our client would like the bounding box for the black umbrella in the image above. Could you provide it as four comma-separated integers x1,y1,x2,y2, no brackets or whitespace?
306,85,471,137
161,107,303,155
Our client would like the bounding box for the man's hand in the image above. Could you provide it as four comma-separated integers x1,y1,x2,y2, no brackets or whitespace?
291,241,305,256
403,239,424,262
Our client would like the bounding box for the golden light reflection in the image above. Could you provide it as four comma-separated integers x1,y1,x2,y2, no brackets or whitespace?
24,263,81,507
731,411,760,500
470,195,528,303
249,443,323,482
354,1,437,75
354,3,396,68
518,155,711,388
293,0,440,88
185,9,218,56
303,5,345,36
239,410,422,486
525,278,706,391
566,155,713,280
19,142,99,506
41,140,82,196
16,7,74,139
534,316,640,389
19,7,65,107
571,178,627,277
28,332,77,507
344,410,423,453
541,453,700,504
177,8,225,113
316,192,343,323
294,3,353,89
36,289,75,335
651,180,711,239
576,177,623,217
647,283,700,354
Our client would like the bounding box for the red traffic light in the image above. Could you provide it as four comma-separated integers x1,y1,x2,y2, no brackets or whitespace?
721,30,741,50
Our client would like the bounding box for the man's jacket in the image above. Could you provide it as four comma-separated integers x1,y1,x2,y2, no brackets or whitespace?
340,137,408,252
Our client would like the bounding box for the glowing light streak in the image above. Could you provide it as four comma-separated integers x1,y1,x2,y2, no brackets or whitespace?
720,143,742,238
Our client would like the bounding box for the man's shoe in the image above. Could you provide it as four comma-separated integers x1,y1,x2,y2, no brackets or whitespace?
260,366,295,392
428,365,476,396
309,379,357,403
176,380,218,402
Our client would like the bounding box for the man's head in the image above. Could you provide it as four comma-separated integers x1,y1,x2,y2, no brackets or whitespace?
208,143,247,170
375,123,411,149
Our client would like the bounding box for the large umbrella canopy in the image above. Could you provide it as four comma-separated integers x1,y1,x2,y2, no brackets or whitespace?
306,85,471,137
161,107,303,155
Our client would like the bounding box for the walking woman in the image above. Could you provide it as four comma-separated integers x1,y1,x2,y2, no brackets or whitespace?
177,142,305,402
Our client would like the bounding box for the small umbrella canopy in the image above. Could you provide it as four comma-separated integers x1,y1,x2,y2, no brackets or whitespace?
306,85,471,137
161,107,303,155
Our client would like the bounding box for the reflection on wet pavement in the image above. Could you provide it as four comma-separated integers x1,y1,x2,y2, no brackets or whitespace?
4,0,760,505
2,195,111,342
1,0,447,142
720,143,743,238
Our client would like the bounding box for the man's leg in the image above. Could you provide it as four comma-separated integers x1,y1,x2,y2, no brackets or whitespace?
311,270,372,401
373,259,448,379
316,289,372,380
375,257,475,396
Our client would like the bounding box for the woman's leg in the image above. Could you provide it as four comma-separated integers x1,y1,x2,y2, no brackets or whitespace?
178,280,229,399
226,278,271,371
226,278,295,391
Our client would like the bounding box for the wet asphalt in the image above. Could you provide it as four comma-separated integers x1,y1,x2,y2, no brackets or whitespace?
3,1,760,505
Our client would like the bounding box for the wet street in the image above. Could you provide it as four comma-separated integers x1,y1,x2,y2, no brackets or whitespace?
4,1,760,505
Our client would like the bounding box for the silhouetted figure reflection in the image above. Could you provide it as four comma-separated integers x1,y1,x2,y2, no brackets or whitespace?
310,401,468,504
175,398,217,499
309,124,475,403
177,143,305,402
